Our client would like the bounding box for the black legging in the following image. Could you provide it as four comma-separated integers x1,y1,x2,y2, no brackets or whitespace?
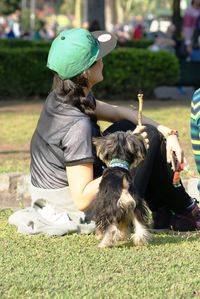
94,120,192,214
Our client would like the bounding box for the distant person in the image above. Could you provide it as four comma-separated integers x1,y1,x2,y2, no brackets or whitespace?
182,0,200,55
81,21,89,30
88,20,101,32
132,16,144,40
190,89,200,193
33,21,53,41
12,10,21,38
132,24,143,39
6,10,21,38
5,25,15,39
113,22,130,46
190,14,200,61
149,24,177,54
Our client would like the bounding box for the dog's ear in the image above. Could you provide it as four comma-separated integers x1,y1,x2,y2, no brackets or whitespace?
92,136,107,163
122,176,129,190
92,137,104,150
92,137,99,146
125,132,146,167
92,137,101,155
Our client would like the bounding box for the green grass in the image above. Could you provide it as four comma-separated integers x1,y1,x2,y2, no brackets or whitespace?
0,101,41,174
0,100,200,298
1,209,200,299
0,99,196,175
0,113,38,146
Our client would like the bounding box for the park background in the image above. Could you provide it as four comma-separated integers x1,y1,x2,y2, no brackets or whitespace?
0,1,200,299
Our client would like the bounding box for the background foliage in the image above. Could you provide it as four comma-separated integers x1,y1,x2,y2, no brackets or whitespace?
0,0,20,15
0,42,179,99
95,48,179,98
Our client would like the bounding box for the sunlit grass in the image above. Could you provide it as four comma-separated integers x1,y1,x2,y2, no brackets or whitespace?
1,209,200,299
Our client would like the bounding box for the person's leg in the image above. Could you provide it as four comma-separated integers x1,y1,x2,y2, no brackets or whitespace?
133,124,200,232
141,128,192,212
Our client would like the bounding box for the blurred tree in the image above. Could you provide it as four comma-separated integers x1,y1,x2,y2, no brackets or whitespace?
60,0,81,27
105,0,117,31
116,0,158,23
20,8,40,34
0,0,21,15
87,0,105,29
75,0,81,27
172,0,181,38
116,0,134,23
60,0,75,15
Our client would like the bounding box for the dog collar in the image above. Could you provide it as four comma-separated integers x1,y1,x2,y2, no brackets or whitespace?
109,159,130,170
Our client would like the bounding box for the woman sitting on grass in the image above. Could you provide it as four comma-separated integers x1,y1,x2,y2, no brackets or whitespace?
9,28,200,235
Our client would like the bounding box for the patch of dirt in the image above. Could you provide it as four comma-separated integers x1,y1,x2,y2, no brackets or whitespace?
0,100,44,113
0,191,31,209
0,146,30,152
0,98,191,114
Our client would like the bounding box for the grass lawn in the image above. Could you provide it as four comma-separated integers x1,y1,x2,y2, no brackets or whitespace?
0,98,197,175
0,99,200,298
1,209,200,299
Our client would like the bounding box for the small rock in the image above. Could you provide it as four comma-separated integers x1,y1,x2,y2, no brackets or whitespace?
0,174,9,191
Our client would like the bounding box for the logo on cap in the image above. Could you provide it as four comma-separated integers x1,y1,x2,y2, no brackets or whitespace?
98,33,112,42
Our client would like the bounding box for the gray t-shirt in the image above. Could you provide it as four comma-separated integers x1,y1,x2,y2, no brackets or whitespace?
30,91,100,189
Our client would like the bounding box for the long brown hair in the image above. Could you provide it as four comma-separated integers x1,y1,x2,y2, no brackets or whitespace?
53,74,97,123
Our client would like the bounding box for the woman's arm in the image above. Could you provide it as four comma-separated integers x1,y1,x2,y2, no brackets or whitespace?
96,100,172,136
66,163,101,211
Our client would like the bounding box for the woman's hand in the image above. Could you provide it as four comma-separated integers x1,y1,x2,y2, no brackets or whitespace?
166,135,184,167
157,125,186,168
133,125,149,149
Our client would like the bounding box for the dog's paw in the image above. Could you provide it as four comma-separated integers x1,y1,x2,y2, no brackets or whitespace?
96,231,103,240
131,231,151,246
98,242,110,248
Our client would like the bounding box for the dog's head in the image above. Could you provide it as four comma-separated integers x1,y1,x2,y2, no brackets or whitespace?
93,130,146,168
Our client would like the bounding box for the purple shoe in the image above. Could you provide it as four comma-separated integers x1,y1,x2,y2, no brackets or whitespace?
171,200,200,233
151,206,172,233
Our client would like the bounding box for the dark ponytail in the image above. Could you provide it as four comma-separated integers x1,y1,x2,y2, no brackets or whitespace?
53,74,97,123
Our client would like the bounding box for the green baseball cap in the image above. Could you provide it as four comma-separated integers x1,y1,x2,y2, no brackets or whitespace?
47,28,117,80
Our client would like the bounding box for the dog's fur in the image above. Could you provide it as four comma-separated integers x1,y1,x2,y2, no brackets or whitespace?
92,130,151,248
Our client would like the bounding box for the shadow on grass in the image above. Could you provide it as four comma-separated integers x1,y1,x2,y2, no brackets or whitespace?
151,232,200,245
0,150,29,154
102,231,200,249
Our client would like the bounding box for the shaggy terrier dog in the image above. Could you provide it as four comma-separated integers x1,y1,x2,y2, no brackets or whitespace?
92,130,151,248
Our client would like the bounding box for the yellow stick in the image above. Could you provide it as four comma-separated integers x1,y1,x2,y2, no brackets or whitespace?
138,93,143,126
